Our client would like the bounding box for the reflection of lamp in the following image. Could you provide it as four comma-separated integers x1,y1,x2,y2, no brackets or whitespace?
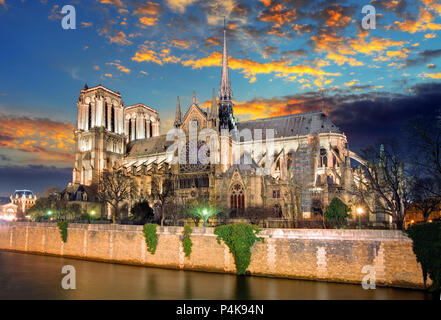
356,207,364,229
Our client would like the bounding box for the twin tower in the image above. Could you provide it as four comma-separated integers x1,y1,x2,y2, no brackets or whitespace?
73,25,236,186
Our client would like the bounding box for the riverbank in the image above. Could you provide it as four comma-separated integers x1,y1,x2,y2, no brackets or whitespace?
0,222,426,289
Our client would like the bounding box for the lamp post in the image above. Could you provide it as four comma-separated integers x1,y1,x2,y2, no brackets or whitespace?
356,207,364,229
90,210,96,222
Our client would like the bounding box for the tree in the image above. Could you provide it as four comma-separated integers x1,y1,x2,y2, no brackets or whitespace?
97,169,133,224
356,140,410,230
243,206,273,227
324,197,350,228
409,177,441,223
150,175,176,226
42,186,61,198
130,200,155,225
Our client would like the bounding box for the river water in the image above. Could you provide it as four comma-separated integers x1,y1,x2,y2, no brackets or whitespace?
0,251,428,300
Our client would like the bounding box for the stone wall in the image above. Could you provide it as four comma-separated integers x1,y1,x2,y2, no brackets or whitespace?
0,222,425,289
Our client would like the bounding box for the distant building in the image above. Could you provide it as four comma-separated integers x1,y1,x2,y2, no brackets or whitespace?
405,203,441,228
0,190,37,220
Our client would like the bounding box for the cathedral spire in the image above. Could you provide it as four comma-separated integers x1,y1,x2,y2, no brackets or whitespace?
219,19,232,101
174,96,181,128
192,91,196,104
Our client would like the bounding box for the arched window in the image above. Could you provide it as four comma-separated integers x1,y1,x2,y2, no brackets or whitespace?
320,148,327,167
105,103,108,129
333,155,337,167
88,104,92,130
128,119,132,140
150,122,153,137
317,175,321,186
111,107,115,132
230,184,245,211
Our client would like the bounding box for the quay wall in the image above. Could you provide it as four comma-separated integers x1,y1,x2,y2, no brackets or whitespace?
0,222,425,289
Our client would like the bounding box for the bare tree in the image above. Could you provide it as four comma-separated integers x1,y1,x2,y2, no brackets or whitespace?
409,177,441,222
150,175,176,226
357,141,410,230
243,206,273,227
97,169,133,224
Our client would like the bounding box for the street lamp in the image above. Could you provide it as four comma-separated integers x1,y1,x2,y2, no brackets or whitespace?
356,207,364,229
202,209,208,227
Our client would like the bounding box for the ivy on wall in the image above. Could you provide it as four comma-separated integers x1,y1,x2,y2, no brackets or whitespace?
214,223,264,275
143,223,158,254
406,221,441,292
57,221,68,243
182,225,193,258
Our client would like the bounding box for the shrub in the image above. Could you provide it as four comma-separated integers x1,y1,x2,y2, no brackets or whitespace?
324,197,351,228
214,223,264,275
57,221,68,243
406,222,441,292
182,225,193,258
143,223,158,254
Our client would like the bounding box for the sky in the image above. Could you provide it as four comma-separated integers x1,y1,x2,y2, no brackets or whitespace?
0,0,441,196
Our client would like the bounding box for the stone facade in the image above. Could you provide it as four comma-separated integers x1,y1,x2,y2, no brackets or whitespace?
70,27,365,223
0,222,426,289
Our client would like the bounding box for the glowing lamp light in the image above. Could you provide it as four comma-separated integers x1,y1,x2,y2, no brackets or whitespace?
411,220,415,224
202,209,208,216
356,207,364,215
47,210,53,216
90,210,96,216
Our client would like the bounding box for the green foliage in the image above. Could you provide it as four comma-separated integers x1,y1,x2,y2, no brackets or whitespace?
182,225,193,258
324,197,351,228
406,222,441,292
214,223,264,275
143,223,158,254
57,221,68,243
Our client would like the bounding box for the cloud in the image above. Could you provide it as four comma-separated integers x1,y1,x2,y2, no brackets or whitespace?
393,7,441,33
98,0,125,7
171,39,192,50
81,22,93,28
106,60,131,73
132,45,181,65
99,27,133,45
0,0,7,10
419,72,441,79
181,52,341,81
258,3,297,28
133,1,161,16
139,16,158,26
0,165,73,196
48,5,62,21
0,115,74,165
400,49,441,68
166,0,198,13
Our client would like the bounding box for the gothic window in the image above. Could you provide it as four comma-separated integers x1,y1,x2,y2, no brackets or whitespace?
317,175,321,185
150,123,153,137
327,175,334,185
111,107,115,132
333,155,337,168
273,204,282,218
128,119,132,140
273,190,280,198
276,159,281,171
320,148,327,167
105,103,108,129
88,103,92,130
230,184,245,211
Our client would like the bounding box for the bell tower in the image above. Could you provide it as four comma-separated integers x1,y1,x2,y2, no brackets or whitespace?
73,84,126,186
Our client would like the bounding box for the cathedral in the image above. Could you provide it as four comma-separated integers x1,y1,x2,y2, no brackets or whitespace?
71,27,356,224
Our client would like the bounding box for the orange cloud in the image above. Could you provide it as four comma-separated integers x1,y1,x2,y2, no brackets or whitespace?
166,0,198,13
420,72,441,79
133,1,160,16
171,39,191,50
325,7,352,28
394,7,441,33
98,0,125,7
106,61,131,73
81,22,93,28
0,115,74,164
181,52,341,80
132,45,180,65
139,16,158,26
259,4,297,27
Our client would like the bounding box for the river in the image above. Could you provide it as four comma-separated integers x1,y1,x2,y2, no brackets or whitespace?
0,251,429,300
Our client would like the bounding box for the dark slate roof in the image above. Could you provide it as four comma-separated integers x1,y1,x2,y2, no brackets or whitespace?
60,184,97,202
127,135,174,157
227,153,259,172
236,111,341,140
12,190,35,198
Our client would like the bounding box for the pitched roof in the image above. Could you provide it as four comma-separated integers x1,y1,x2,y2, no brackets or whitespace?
236,111,341,140
126,135,174,157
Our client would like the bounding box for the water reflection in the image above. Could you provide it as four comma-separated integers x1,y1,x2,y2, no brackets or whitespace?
0,251,428,300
